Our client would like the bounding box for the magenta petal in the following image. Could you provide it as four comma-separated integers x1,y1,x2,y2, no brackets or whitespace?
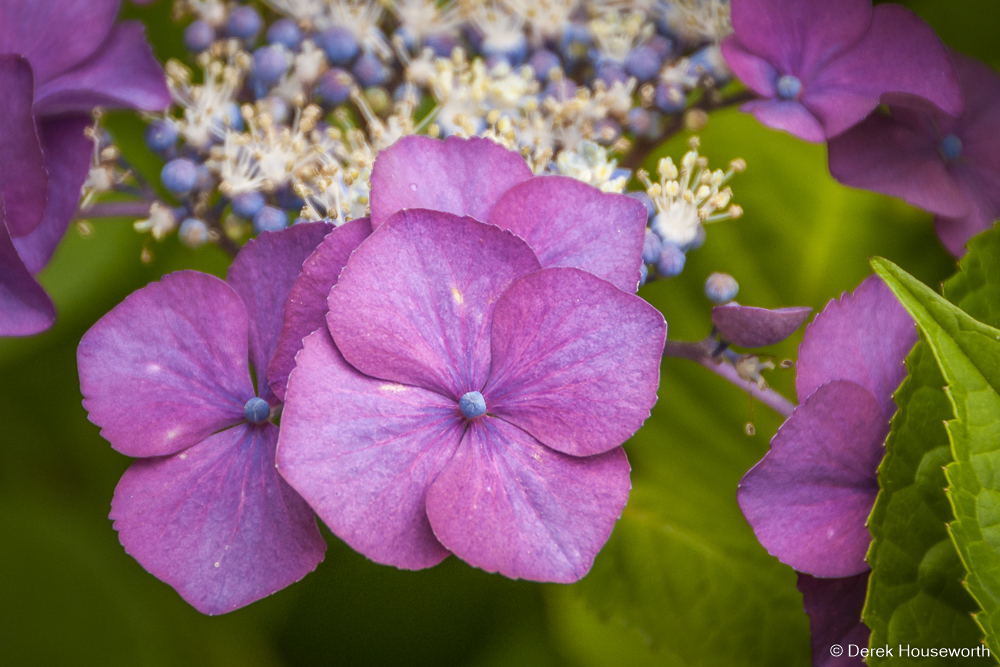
741,99,825,143
425,418,631,583
488,176,648,292
34,22,171,115
327,210,540,397
797,572,870,667
796,274,916,416
111,423,326,615
267,217,372,402
712,303,812,348
78,271,254,457
0,205,55,337
14,115,94,274
720,37,777,98
0,55,47,238
225,222,332,398
276,329,460,570
484,268,665,457
738,381,883,578
0,0,119,83
369,135,533,227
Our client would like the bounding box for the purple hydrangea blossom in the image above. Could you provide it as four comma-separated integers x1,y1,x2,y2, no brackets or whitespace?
737,275,917,658
712,303,812,348
720,0,962,142
829,52,1000,257
77,225,332,614
0,0,170,336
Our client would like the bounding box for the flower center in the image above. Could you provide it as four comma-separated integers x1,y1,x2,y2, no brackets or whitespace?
940,134,962,161
459,391,487,419
244,397,271,424
776,75,802,100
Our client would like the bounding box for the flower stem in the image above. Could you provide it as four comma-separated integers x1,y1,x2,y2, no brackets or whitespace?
76,200,154,219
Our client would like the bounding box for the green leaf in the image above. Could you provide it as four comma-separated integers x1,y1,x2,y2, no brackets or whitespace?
944,222,1000,329
873,257,1000,656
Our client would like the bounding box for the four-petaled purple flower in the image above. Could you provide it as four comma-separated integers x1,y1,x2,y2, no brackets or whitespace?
77,225,332,614
0,0,170,337
829,52,1000,257
721,0,961,142
271,136,666,582
737,275,916,664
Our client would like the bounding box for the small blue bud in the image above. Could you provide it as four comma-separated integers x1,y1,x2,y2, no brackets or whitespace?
161,158,199,196
231,191,266,219
559,22,591,63
394,26,419,51
244,397,271,424
483,34,527,66
593,118,621,145
217,101,244,132
316,68,353,105
179,218,209,248
144,121,177,153
459,391,487,419
352,54,389,87
638,263,649,287
704,272,739,304
642,229,662,264
267,19,302,49
529,49,561,80
425,33,457,58
184,20,215,53
628,107,661,138
227,6,262,41
647,35,674,59
317,26,359,66
627,191,656,220
253,205,288,234
776,75,802,100
485,54,511,71
253,45,288,86
940,134,962,161
596,62,627,87
655,82,686,114
275,185,305,211
686,224,707,251
624,45,662,82
544,78,577,102
688,46,731,85
655,243,686,278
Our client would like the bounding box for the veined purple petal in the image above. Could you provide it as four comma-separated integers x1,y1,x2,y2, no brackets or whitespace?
14,115,94,274
111,423,326,616
484,268,665,457
719,38,777,98
0,55,47,238
369,135,533,227
425,417,631,583
276,329,460,570
327,210,540,398
741,99,825,143
712,303,812,348
267,217,371,402
0,203,55,337
797,572,870,666
225,222,332,401
488,176,648,293
78,271,254,457
0,0,119,83
33,22,171,115
796,274,916,417
738,381,883,578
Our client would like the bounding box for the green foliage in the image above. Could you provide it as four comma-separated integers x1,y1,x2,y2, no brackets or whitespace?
944,223,1000,329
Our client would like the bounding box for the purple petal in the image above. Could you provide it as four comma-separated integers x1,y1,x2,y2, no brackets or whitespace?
796,274,916,417
797,572,870,667
738,381,883,578
0,204,55,337
111,423,326,615
267,217,371,402
34,22,171,115
807,5,962,138
276,329,460,570
712,303,812,348
369,135,533,227
741,99,826,143
327,209,540,398
488,176,648,293
483,268,665,457
14,115,94,274
225,222,332,401
0,55,47,237
0,0,118,83
425,417,631,582
78,271,254,457
719,37,777,98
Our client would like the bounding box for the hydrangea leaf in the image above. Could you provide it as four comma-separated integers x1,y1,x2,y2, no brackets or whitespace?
873,257,1000,655
943,222,1000,329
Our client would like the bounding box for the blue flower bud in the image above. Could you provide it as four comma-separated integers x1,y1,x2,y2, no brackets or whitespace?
267,19,302,49
179,218,209,248
596,62,627,87
628,108,661,138
483,34,527,67
705,272,739,304
253,205,288,233
352,54,389,87
638,263,649,287
529,49,561,80
642,229,662,264
275,185,305,211
655,243,686,278
593,118,621,145
144,121,177,153
940,134,962,161
161,158,199,195
253,45,288,86
544,78,577,102
647,35,674,59
624,45,662,82
776,74,802,100
218,101,244,132
317,27,359,66
227,6,262,41
627,191,656,220
425,33,457,58
183,20,215,53
560,22,591,63
244,397,270,424
317,69,353,105
231,191,265,219
655,82,686,113
459,391,487,419
687,46,730,85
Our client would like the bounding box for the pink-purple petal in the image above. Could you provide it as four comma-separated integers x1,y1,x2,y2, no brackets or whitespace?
33,22,171,115
487,176,648,292
741,99,826,143
796,274,916,417
111,423,326,616
368,135,534,227
276,329,460,570
0,55,47,238
327,209,540,398
267,217,371,402
797,572,870,666
738,381,884,578
425,417,631,583
78,271,254,458
0,204,55,337
712,303,812,348
483,268,665,457
719,38,777,98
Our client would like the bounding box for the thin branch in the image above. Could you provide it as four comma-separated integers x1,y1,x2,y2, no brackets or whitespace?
76,200,154,219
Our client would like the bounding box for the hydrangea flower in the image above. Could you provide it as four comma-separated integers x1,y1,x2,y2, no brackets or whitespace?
720,0,961,142
0,0,170,336
828,52,1000,257
737,275,917,659
77,224,331,614
272,135,666,582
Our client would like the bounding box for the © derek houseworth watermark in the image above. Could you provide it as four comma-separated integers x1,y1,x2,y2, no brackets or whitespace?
830,644,992,659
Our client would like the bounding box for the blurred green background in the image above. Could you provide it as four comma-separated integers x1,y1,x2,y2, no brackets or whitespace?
1,1,997,665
